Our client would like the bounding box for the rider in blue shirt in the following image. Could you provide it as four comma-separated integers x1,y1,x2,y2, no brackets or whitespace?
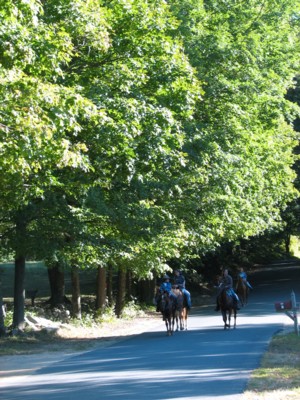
156,274,172,312
238,267,253,289
159,274,172,293
174,270,192,309
174,269,185,288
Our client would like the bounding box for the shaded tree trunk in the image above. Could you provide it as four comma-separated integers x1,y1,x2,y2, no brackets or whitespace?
115,266,126,318
126,270,132,300
71,266,81,319
96,266,106,313
107,263,113,307
284,233,291,255
13,255,26,330
137,279,156,304
47,263,66,307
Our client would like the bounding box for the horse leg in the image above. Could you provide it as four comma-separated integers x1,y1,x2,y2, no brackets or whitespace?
176,314,180,331
242,284,249,306
165,315,172,336
222,311,230,329
180,316,183,330
240,295,244,307
180,310,184,330
185,314,188,330
171,313,175,334
165,319,169,335
169,317,173,336
245,287,249,305
233,309,237,329
222,311,227,329
183,308,188,330
174,311,178,331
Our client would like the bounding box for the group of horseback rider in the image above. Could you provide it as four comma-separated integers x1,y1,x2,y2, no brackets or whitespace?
215,267,252,311
156,266,252,313
156,270,192,311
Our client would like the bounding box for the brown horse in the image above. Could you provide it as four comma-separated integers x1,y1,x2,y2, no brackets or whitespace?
162,291,176,335
236,276,249,307
155,289,176,336
173,288,189,331
219,288,237,329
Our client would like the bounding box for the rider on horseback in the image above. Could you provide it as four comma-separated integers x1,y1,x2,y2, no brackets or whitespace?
215,269,240,311
159,274,172,293
156,274,174,312
174,269,185,288
174,270,192,309
238,267,253,289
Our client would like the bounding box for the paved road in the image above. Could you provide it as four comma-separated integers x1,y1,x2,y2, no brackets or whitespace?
1,261,299,400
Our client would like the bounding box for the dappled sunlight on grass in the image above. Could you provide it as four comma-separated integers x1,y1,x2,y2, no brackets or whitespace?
242,333,300,399
250,367,300,390
242,388,300,400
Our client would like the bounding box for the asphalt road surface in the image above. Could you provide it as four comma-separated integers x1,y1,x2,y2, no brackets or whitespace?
1,261,299,400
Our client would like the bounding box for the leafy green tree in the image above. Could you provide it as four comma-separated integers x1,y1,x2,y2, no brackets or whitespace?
61,0,203,313
0,0,202,321
0,0,105,328
168,0,300,252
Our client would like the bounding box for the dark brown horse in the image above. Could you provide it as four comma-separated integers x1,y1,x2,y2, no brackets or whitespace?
236,276,249,307
162,291,176,335
219,288,237,329
155,289,176,335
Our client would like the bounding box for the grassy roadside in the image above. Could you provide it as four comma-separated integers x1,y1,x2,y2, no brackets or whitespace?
242,332,300,400
0,307,161,356
0,328,106,355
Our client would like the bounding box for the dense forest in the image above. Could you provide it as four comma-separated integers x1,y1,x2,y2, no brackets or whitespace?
1,0,300,331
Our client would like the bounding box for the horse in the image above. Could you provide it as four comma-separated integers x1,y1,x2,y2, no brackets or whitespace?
161,291,176,335
218,288,237,329
172,287,189,331
236,275,249,307
155,289,176,336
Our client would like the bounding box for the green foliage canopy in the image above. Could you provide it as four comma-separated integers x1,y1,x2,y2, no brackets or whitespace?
0,0,300,276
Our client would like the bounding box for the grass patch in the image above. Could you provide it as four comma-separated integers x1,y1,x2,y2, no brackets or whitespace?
242,332,300,400
0,330,65,356
0,298,159,357
0,324,123,356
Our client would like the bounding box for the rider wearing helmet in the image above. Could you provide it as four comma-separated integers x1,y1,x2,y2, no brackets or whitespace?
159,274,172,293
238,267,253,289
174,270,192,309
215,268,240,311
174,269,185,288
156,274,175,312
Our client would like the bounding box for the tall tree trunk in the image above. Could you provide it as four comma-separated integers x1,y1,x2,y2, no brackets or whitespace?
96,266,106,313
126,270,133,301
13,255,26,330
47,263,65,307
285,233,291,255
13,212,27,332
138,278,156,304
107,263,113,307
71,266,81,319
115,266,126,318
